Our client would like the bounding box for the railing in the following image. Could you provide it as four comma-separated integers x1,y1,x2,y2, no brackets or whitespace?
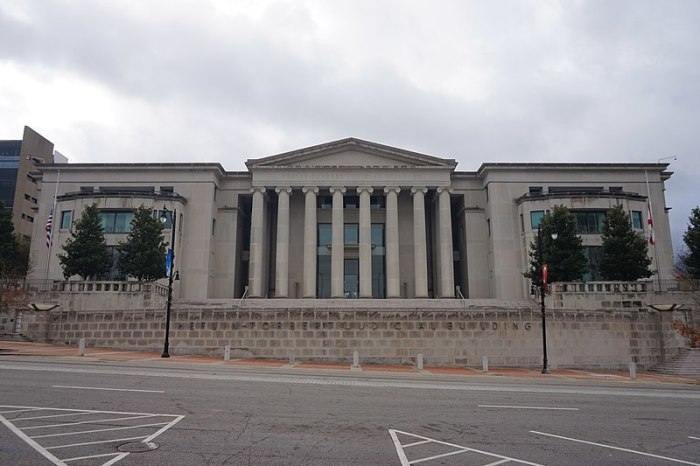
56,281,168,296
550,281,649,294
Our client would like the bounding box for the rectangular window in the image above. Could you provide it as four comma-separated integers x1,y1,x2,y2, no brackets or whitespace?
631,210,643,229
370,196,385,209
529,186,543,195
25,215,34,223
100,210,134,234
609,186,623,193
371,223,385,246
344,223,359,245
487,219,491,236
318,223,332,247
530,210,545,229
60,210,72,230
343,196,359,209
572,210,607,234
317,196,332,209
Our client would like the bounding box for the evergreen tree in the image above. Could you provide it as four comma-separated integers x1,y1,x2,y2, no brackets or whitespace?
58,204,110,280
526,205,587,287
599,205,652,280
117,206,166,281
683,207,700,278
0,201,19,276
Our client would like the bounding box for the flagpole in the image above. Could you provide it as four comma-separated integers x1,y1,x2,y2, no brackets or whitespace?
44,169,60,282
645,169,661,291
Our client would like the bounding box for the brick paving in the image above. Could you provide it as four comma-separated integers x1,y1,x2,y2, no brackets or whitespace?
1,341,698,385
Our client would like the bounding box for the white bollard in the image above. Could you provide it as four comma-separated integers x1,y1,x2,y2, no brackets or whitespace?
224,345,231,361
417,354,424,370
629,362,637,380
78,339,85,357
352,350,359,368
482,356,489,372
289,348,296,365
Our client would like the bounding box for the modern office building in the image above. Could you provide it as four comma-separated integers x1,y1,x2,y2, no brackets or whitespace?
0,126,66,241
29,138,674,300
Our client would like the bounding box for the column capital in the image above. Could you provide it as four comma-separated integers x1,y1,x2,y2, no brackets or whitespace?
329,186,347,194
411,186,428,195
384,186,401,194
436,186,453,194
250,186,266,194
356,186,374,194
275,186,293,195
302,186,319,195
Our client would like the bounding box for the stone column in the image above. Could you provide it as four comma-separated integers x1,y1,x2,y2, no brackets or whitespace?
437,187,455,298
384,186,401,298
302,186,319,298
275,187,292,298
357,186,374,298
330,186,346,298
248,187,266,298
411,187,428,298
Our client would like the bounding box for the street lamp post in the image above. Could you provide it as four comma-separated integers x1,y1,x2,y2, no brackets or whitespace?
538,228,551,375
160,208,177,358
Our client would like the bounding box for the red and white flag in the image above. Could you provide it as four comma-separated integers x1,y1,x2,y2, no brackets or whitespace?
45,208,54,248
647,200,654,245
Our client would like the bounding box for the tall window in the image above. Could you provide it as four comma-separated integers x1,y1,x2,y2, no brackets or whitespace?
100,210,134,234
530,210,545,229
60,210,72,230
631,210,643,230
371,223,385,298
344,223,358,244
317,224,332,298
572,210,607,234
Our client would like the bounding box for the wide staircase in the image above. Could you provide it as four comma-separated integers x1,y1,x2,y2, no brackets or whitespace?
649,348,700,376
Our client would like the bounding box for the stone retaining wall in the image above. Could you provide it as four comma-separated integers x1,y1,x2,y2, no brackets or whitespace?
31,303,691,370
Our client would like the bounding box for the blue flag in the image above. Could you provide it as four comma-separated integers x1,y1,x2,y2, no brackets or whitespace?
165,248,173,277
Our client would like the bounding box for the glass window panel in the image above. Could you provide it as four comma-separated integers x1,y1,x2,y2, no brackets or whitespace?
318,223,332,247
371,223,384,247
530,211,544,229
631,210,643,229
60,210,72,230
317,256,331,298
344,223,358,245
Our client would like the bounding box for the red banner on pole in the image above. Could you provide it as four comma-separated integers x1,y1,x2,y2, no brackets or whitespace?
542,263,549,294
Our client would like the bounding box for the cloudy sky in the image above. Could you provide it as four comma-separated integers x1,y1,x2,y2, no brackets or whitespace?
1,0,698,252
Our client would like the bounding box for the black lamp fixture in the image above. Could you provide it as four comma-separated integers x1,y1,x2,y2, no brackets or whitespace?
160,206,177,358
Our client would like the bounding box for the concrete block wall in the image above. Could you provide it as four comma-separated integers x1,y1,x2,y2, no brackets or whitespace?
31,303,691,370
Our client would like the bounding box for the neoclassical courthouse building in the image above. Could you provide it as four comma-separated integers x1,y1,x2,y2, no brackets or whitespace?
29,138,674,301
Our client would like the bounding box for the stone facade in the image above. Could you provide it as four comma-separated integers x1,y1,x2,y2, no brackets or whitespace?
14,299,688,370
28,138,675,302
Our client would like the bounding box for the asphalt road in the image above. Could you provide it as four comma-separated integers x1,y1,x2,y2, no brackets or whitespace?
0,356,698,465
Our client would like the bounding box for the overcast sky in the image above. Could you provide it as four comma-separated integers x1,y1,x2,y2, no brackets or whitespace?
1,0,698,253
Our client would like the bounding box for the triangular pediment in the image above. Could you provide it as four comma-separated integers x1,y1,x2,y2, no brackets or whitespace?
246,138,457,170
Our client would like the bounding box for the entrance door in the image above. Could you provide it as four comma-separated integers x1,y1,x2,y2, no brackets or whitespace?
344,259,359,299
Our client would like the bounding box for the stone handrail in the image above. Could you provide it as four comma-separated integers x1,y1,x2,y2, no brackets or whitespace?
550,281,650,294
54,280,169,297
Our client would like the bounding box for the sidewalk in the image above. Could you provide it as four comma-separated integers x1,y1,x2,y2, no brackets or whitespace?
1,341,698,386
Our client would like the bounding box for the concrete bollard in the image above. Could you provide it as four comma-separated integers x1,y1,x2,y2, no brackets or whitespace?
629,362,637,380
224,345,231,361
417,354,424,370
352,350,359,368
482,356,489,372
78,339,85,356
289,348,296,365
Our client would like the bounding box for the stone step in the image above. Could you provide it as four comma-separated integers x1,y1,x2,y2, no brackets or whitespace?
649,349,700,376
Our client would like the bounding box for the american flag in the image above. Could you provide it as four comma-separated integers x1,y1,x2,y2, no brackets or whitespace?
45,208,53,248
647,200,655,245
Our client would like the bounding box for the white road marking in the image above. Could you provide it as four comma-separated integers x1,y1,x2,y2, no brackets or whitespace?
62,452,121,462
483,460,510,466
52,385,164,393
390,429,542,466
531,431,700,465
0,412,66,466
1,405,184,466
689,436,700,440
46,435,147,450
23,414,156,430
143,415,186,443
478,404,579,411
14,411,98,421
0,407,44,414
30,422,169,439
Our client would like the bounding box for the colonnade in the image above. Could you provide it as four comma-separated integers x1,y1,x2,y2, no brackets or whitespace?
247,185,455,299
